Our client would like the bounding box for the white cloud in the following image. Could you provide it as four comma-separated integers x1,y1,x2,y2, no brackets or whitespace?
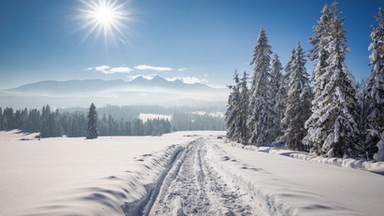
177,68,187,72
181,76,207,84
134,65,173,72
133,65,186,72
95,65,110,72
166,76,207,84
93,65,133,74
128,74,158,80
94,65,110,74
90,64,185,74
109,67,133,73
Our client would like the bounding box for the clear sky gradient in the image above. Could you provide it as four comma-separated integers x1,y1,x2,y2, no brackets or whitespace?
0,0,382,89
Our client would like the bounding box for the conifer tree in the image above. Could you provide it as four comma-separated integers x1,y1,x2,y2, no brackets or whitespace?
40,105,51,138
239,71,249,144
356,80,370,158
270,54,284,142
304,3,360,157
87,103,98,139
0,107,2,130
304,4,334,154
281,43,312,151
309,3,333,87
225,71,241,142
284,49,296,83
247,28,273,146
366,8,384,161
279,49,296,132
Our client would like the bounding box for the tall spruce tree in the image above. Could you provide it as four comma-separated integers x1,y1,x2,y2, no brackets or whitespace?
239,71,249,144
87,103,98,139
225,71,241,142
309,3,333,87
40,105,51,138
279,49,296,134
304,3,360,158
284,49,296,83
247,28,273,146
0,107,3,130
304,4,333,154
356,80,370,158
366,8,384,161
281,43,312,151
270,54,284,142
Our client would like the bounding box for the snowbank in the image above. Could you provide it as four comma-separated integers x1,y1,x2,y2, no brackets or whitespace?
236,142,384,174
218,139,384,216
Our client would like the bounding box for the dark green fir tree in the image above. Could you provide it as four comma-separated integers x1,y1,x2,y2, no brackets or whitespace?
87,103,98,139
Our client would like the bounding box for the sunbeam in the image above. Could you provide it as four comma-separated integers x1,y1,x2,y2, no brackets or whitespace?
78,0,130,41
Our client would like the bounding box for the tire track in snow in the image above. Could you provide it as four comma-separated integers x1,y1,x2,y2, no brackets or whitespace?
146,138,268,216
121,145,185,215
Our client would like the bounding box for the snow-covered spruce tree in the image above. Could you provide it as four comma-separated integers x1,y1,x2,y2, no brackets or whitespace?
284,49,296,83
305,3,333,153
247,28,273,146
239,71,249,144
304,3,361,158
309,3,333,87
225,71,241,142
304,3,334,154
355,80,370,159
366,8,384,161
281,43,312,151
270,54,284,142
87,103,98,139
279,49,296,133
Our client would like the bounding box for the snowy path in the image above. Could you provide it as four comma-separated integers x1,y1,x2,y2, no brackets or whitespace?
146,138,267,215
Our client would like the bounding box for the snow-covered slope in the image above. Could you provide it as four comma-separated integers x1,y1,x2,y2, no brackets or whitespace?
1,131,383,216
0,131,198,215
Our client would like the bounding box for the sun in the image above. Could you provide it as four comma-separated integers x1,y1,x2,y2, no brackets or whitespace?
94,6,115,24
79,0,129,40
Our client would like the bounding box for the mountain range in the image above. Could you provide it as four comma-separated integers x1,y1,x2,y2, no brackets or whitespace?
9,76,217,94
1,76,228,108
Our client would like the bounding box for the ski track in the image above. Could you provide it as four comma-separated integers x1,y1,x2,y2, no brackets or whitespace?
144,138,268,216
123,136,363,216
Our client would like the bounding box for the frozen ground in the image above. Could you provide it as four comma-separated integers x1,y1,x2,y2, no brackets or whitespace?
1,131,384,216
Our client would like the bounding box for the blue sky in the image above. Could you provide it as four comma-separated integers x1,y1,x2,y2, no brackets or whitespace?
0,0,382,89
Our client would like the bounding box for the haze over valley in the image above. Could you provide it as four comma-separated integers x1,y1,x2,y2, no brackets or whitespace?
0,75,228,109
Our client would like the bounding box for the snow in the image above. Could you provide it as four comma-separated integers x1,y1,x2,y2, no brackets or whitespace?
242,144,384,174
1,131,384,216
138,113,171,122
0,130,195,215
220,142,384,216
192,111,224,118
374,133,384,161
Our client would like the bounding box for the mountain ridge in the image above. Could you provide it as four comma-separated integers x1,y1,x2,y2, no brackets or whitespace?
1,76,228,108
9,76,222,94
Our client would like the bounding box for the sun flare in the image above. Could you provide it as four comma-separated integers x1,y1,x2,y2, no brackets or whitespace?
94,6,115,25
79,0,129,40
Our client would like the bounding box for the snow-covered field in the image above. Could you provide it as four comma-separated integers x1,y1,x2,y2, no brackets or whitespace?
1,131,384,216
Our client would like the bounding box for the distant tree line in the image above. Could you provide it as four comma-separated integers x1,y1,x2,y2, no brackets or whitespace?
225,3,384,161
0,104,224,138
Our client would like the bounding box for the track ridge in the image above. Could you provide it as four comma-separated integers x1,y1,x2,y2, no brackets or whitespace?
147,138,267,215
121,143,187,215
